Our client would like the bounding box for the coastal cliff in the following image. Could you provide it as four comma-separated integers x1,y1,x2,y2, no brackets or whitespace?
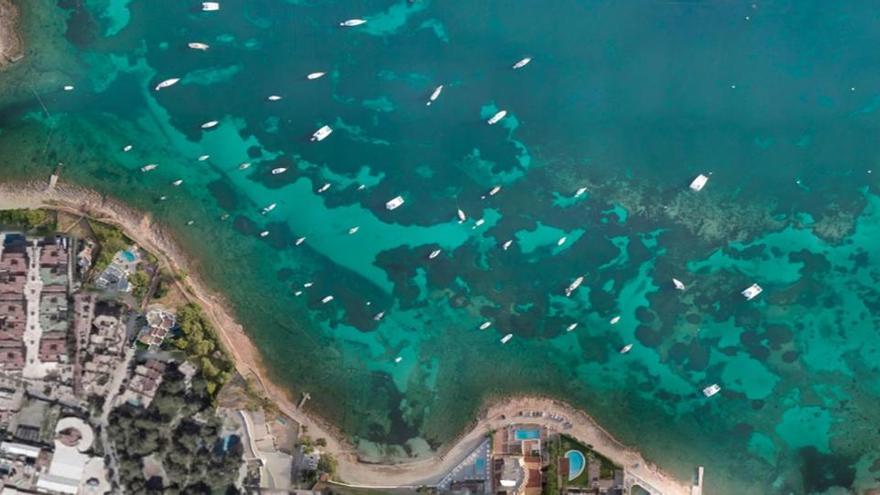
0,0,22,67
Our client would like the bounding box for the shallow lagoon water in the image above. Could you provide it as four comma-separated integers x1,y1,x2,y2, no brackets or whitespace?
2,0,880,492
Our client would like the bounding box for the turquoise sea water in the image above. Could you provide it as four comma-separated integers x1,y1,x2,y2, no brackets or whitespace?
2,0,880,492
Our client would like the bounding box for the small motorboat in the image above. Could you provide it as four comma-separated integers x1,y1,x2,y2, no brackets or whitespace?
348,226,360,235
502,240,513,251
426,85,443,106
201,120,219,129
171,179,183,186
741,283,763,300
500,334,513,344
303,282,314,288
141,164,158,172
321,295,334,304
259,231,269,237
123,145,133,152
512,57,532,69
673,278,686,291
261,203,277,214
188,42,210,50
238,162,252,170
488,185,501,196
267,95,283,101
373,311,385,321
575,186,588,197
619,344,633,354
294,237,306,246
557,236,567,246
154,78,180,91
566,323,578,332
565,276,584,297
428,249,441,259
307,72,326,80
457,209,466,223
479,321,492,330
702,384,721,398
340,19,367,27
394,357,403,363
487,110,507,125
63,85,75,92
690,174,709,192
317,183,331,193
271,167,287,175
311,125,333,142
610,316,621,325
473,218,485,228
386,196,405,210
294,290,303,296
202,2,220,11
198,155,210,161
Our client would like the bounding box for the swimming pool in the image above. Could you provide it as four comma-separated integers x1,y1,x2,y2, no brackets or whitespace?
121,250,136,262
514,428,541,440
565,450,586,481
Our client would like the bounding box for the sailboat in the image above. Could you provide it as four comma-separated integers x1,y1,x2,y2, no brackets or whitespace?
426,85,443,106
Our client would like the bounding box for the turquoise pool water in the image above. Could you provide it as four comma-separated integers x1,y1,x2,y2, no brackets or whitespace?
566,450,586,481
514,429,541,441
121,250,136,262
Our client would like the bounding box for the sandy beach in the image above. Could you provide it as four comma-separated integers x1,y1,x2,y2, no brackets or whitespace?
0,0,22,66
0,180,694,495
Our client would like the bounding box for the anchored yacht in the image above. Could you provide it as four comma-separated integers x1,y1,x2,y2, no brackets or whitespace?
317,183,331,193
502,240,513,251
575,186,588,197
202,2,220,11
557,236,567,246
198,155,210,161
307,72,326,80
564,276,584,297
267,95,283,101
619,344,633,354
188,42,210,50
386,196,405,210
311,125,333,142
702,384,721,398
394,357,403,363
512,57,532,69
123,145,133,152
487,110,507,125
238,162,251,170
428,249,441,259
473,219,485,228
294,237,306,246
566,323,578,332
479,321,492,330
741,283,763,300
271,167,287,175
673,278,686,291
171,179,183,186
373,311,385,321
457,209,466,223
259,231,270,238
488,185,501,196
348,226,360,235
690,174,709,192
610,316,621,325
340,19,367,27
201,120,219,129
500,334,513,344
261,203,277,214
321,295,334,304
154,78,180,91
426,85,443,106
63,85,74,91
140,164,157,172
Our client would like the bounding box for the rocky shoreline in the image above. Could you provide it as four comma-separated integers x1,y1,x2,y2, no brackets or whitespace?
0,0,22,67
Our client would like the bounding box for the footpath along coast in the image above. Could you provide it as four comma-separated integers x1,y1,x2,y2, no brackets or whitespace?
0,179,696,494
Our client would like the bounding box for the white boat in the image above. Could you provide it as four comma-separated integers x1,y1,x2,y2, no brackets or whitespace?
575,186,588,197
303,282,313,288
202,2,220,11
373,311,385,321
702,384,721,398
500,333,513,344
487,110,507,125
610,316,621,325
564,276,584,297
428,249,441,259
348,226,360,235
357,184,366,190
386,196,405,210
261,203,277,214
295,237,306,246
123,145,133,152
394,357,403,363
160,196,168,201
502,240,513,251
512,57,532,69
267,95,283,101
259,230,269,237
317,183,331,193
340,19,367,27
557,236,567,246
479,321,492,330
321,295,334,304
188,42,210,50
201,120,219,129
473,218,485,228
140,164,158,172
673,278,686,291
690,174,709,192
566,323,578,332
426,85,443,106
307,72,326,80
186,220,194,225
311,125,333,142
619,344,633,354
63,85,75,92
171,179,183,186
239,162,252,170
488,185,502,196
271,167,287,175
154,78,180,91
198,154,210,161
741,283,763,300
457,209,466,222
294,290,303,297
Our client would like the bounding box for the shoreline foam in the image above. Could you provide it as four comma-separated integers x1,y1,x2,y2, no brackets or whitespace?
0,179,693,494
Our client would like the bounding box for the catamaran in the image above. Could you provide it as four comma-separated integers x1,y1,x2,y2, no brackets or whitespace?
267,95,283,101
317,183,331,193
741,283,763,300
610,316,621,325
457,209,466,222
201,120,219,129
690,174,709,191
271,167,287,175
154,78,180,91
261,203,277,214
479,321,492,330
188,42,210,50
294,237,306,246
348,226,360,235
140,164,157,172
238,162,251,170
673,278,686,291
512,57,532,69
386,196,405,210
702,384,721,398
311,125,333,142
307,72,326,80
123,145,133,152
428,249,441,259
340,19,367,27
500,334,513,344
502,240,513,251
202,2,220,11
426,85,443,106
487,110,507,125
619,344,633,354
564,276,584,297
171,179,183,186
